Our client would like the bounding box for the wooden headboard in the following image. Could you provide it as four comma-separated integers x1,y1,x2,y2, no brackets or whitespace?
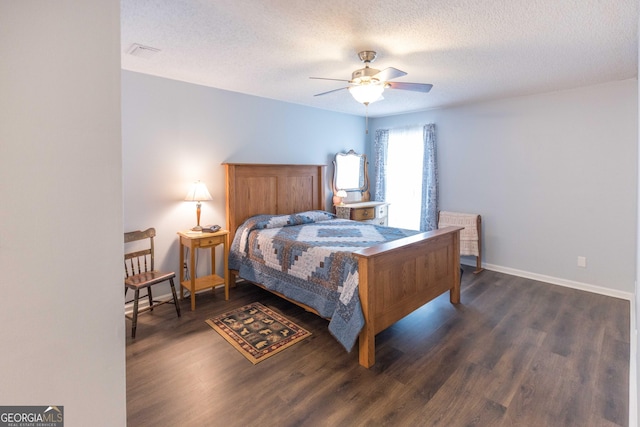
223,163,327,244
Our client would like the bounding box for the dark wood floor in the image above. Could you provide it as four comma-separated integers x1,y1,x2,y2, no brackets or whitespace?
126,266,629,427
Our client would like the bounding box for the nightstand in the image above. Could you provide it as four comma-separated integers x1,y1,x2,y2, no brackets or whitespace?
177,229,229,311
335,201,389,226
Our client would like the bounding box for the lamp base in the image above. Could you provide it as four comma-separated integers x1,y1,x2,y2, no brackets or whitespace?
191,225,203,232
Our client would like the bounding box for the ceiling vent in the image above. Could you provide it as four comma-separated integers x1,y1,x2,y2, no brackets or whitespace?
127,43,161,59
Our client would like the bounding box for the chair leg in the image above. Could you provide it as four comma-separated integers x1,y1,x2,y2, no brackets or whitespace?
147,286,153,312
132,289,140,338
169,278,181,317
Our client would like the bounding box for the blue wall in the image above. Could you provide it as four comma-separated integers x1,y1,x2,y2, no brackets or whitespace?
123,70,637,296
122,70,366,276
368,80,637,296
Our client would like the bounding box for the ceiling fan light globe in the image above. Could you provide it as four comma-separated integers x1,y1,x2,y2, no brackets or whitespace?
349,84,384,105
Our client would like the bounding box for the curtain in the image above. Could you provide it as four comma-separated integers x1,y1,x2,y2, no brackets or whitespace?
420,123,439,231
372,129,389,202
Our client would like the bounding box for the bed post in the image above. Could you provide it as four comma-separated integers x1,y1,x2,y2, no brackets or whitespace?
357,256,375,368
451,229,461,304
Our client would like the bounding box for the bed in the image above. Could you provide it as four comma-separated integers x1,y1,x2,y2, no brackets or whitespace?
224,163,462,368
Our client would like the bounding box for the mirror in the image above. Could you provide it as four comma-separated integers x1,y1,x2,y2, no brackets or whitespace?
333,150,370,203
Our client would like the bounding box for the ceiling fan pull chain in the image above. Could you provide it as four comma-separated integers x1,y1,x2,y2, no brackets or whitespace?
365,104,369,134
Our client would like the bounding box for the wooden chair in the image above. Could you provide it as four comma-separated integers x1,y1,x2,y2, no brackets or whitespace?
124,228,181,338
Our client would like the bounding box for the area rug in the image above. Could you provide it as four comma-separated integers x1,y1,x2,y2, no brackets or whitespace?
206,302,311,364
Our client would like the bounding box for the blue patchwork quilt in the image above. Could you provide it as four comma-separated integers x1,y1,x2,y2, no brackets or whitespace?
229,210,419,352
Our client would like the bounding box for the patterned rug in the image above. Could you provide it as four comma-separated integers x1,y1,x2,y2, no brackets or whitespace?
206,302,311,364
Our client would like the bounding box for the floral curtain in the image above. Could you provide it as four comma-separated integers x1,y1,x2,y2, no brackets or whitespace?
420,123,439,231
372,129,389,202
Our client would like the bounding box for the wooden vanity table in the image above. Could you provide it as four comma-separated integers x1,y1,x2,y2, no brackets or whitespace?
333,149,389,226
335,201,389,226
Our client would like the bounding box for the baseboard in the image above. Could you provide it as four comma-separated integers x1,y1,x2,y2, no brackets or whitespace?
124,292,176,315
125,285,227,315
462,261,634,301
125,295,157,315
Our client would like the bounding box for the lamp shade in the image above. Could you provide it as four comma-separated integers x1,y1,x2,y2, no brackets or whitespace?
349,84,384,105
336,190,348,198
185,180,212,202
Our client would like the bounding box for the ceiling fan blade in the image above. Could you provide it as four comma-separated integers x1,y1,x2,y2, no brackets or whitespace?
372,67,407,82
314,87,349,97
310,77,351,83
386,82,433,93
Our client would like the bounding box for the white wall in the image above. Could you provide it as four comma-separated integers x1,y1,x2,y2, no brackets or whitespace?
0,2,125,426
371,79,638,295
121,71,366,284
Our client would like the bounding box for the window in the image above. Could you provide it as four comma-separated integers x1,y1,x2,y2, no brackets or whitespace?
386,126,424,230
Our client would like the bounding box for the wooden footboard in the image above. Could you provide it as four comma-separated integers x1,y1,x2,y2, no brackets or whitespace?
354,226,462,368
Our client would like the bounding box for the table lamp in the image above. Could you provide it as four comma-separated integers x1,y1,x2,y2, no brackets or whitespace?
185,180,212,231
336,190,348,206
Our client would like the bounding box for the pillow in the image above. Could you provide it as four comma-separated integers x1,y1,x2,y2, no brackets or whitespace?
291,210,336,224
231,210,337,258
242,210,336,232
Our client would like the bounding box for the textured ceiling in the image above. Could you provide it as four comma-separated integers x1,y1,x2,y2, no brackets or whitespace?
121,0,638,118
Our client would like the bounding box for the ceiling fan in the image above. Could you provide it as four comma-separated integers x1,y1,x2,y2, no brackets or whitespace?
310,50,433,105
